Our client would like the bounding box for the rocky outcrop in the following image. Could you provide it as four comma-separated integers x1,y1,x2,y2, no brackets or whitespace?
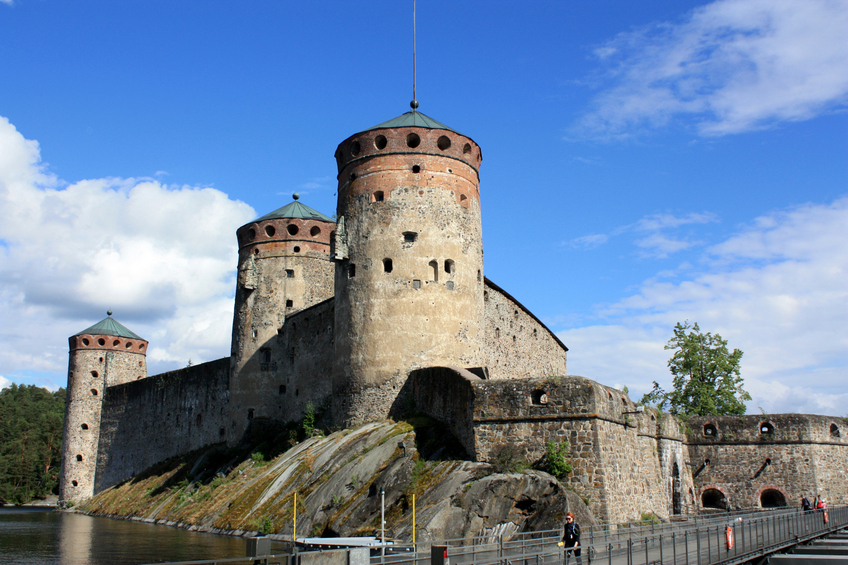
79,419,594,541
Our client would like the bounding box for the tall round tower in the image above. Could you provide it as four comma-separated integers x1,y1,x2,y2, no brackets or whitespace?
332,109,485,426
228,195,335,443
60,312,148,503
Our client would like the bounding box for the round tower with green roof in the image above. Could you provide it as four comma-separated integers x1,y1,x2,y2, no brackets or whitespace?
60,312,148,503
228,195,335,442
332,109,485,426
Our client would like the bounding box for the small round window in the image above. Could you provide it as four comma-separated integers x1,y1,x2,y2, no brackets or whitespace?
287,224,299,236
375,135,387,150
265,225,276,237
760,422,774,434
247,228,256,242
310,226,320,237
406,133,421,148
703,424,717,436
350,140,361,156
437,135,451,150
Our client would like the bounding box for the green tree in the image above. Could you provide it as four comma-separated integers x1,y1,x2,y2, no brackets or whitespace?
641,321,749,416
0,384,66,504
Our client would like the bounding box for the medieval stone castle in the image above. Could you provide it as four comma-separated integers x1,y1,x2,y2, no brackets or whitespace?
59,108,847,524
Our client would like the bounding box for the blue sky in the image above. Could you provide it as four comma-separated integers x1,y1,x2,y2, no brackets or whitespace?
1,0,846,415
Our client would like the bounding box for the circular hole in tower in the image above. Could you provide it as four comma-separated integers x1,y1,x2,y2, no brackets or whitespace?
287,224,299,236
138,344,145,350
247,228,256,241
293,246,301,253
437,135,451,150
91,371,98,379
82,338,90,346
125,342,132,348
375,135,387,149
412,165,421,173
81,423,89,430
72,480,78,487
265,225,276,237
310,226,320,237
97,338,105,346
91,389,98,396
76,454,83,462
350,140,361,156
406,133,421,148
463,143,471,154
112,339,120,347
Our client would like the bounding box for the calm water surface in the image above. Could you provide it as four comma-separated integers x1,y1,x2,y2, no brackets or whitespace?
0,508,247,564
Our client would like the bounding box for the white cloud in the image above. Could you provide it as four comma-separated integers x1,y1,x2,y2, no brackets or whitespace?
575,0,848,138
0,115,256,387
559,196,848,415
566,211,717,257
0,376,10,390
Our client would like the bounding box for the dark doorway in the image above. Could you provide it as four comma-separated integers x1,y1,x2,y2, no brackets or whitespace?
760,489,787,508
702,488,727,510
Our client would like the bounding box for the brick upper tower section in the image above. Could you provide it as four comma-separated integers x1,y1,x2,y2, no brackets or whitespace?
332,110,486,427
60,313,148,503
228,196,335,444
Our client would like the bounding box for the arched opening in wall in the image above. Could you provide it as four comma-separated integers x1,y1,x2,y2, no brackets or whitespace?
375,135,387,150
495,328,500,338
82,338,90,346
287,224,299,236
830,423,841,437
91,371,98,379
437,135,451,150
761,489,787,508
112,339,120,347
372,191,384,202
463,143,471,154
760,422,774,435
81,423,89,430
703,423,717,437
478,270,482,282
219,427,226,437
406,133,420,148
247,228,256,242
72,480,78,487
261,350,271,363
286,269,295,278
429,260,438,282
672,462,682,515
125,342,133,349
91,389,98,396
76,455,83,462
97,338,106,346
702,489,727,510
265,225,276,237
444,259,455,274
310,226,321,236
530,390,548,405
350,141,361,156
383,258,393,273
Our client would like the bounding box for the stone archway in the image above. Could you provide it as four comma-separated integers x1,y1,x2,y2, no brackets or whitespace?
701,487,728,510
760,488,787,508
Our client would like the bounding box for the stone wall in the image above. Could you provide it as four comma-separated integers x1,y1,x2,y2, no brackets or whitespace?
413,372,690,524
94,358,230,493
687,414,848,509
482,280,567,380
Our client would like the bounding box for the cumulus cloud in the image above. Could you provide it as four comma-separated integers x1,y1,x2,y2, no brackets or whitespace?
0,376,10,390
574,0,848,138
0,116,256,386
559,197,848,415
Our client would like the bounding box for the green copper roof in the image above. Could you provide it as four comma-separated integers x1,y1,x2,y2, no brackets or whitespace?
254,196,334,223
362,110,460,134
74,315,144,340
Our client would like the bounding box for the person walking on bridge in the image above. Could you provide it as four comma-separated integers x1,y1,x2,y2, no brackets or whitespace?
561,512,582,563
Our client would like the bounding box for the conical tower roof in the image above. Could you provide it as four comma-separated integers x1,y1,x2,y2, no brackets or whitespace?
362,110,461,135
73,313,144,340
254,194,334,223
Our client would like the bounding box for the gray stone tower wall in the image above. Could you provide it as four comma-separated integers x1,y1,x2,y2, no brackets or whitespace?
228,214,334,443
332,125,485,426
60,332,148,503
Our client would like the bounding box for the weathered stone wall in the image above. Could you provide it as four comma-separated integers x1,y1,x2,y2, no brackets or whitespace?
482,280,568,380
686,414,848,509
94,358,230,493
413,372,690,524
332,125,486,427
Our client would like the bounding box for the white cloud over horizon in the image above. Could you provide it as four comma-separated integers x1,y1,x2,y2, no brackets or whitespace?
558,197,848,416
0,116,256,385
574,0,848,139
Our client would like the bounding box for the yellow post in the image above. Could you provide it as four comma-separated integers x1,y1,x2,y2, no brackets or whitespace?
413,494,416,547
294,491,297,542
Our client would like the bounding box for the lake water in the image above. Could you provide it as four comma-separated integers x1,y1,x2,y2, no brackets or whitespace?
0,508,248,565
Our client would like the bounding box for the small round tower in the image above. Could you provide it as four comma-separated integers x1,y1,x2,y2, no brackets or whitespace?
228,195,335,443
60,312,148,503
332,109,485,426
